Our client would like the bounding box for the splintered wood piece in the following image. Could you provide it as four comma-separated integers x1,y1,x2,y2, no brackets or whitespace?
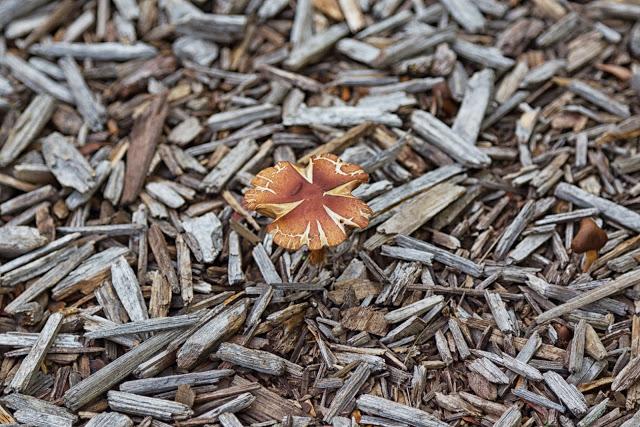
227,231,245,285
217,342,303,376
543,371,588,416
120,369,233,394
291,0,313,46
0,394,77,425
453,39,515,71
218,413,243,427
9,312,64,393
148,271,171,318
63,330,182,411
29,42,158,60
411,110,491,168
323,363,371,422
355,9,412,39
121,95,168,204
612,356,640,392
0,226,47,258
3,54,74,103
244,286,273,333
459,391,507,416
440,0,485,32
148,223,179,293
526,274,625,316
84,412,133,427
176,234,193,305
336,38,380,65
207,104,280,132
384,296,443,324
201,139,258,193
374,29,455,68
104,160,124,205
493,406,521,427
512,388,565,412
0,333,81,349
284,105,402,127
485,291,515,334
0,232,79,276
621,409,640,427
569,319,587,373
298,122,370,163
375,183,465,241
252,244,282,284
536,13,579,47
497,332,541,395
65,160,111,210
176,300,248,370
396,235,484,277
85,314,199,339
562,78,630,118
577,398,608,427
356,394,449,427
380,245,433,264
341,307,387,336
449,318,471,360
0,94,56,167
58,56,106,131
555,183,640,233
452,69,494,145
467,358,510,384
284,23,349,70
42,132,95,193
338,0,365,32
508,232,553,262
494,200,536,259
175,13,247,43
194,392,255,421
521,60,566,87
435,330,453,365
4,243,94,313
369,164,463,215
536,270,640,323
111,256,149,322
175,384,196,408
0,0,49,29
182,213,223,264
107,391,193,421
146,182,186,208
474,349,543,381
258,64,322,92
535,208,600,226
231,376,303,420
584,323,607,361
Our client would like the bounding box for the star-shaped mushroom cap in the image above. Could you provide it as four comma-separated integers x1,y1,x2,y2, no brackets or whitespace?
244,154,372,251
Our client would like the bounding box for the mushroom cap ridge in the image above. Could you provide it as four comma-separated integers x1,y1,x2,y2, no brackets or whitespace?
244,154,372,251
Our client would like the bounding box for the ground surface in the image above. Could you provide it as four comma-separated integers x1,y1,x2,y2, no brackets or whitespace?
1,0,640,426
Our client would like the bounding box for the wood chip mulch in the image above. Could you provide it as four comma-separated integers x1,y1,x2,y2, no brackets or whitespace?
1,0,640,426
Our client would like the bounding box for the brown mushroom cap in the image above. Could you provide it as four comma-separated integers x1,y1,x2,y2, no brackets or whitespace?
244,154,371,251
571,218,608,253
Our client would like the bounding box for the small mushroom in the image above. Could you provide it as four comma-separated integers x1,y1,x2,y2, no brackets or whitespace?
571,218,608,272
244,154,372,263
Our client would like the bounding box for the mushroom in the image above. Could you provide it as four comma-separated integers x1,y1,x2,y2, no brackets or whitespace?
244,154,372,263
571,218,608,272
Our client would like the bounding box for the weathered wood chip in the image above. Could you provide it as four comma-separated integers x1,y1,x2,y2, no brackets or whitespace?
42,132,95,193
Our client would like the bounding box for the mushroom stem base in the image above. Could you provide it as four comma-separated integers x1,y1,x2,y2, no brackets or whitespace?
309,248,326,265
582,249,598,272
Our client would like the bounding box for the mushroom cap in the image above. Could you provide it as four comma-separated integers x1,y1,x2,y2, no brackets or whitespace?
571,218,608,253
244,154,371,251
